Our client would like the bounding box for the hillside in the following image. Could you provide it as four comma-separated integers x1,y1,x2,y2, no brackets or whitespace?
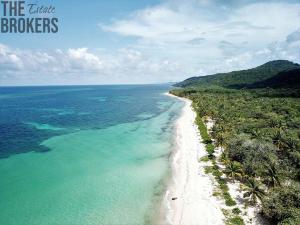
176,60,300,89
248,68,300,89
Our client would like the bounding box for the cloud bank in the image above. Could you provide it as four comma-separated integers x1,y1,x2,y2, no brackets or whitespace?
0,45,183,85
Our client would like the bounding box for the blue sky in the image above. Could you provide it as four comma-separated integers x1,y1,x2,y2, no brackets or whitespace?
1,0,300,85
0,0,161,49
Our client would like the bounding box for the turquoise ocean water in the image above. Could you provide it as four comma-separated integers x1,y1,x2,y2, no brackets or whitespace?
0,85,183,225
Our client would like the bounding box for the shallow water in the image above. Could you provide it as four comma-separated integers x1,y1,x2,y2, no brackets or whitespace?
0,85,183,225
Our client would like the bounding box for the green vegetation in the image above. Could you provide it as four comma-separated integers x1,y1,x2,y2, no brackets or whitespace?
232,207,242,215
170,60,300,225
175,60,300,89
195,111,212,144
226,216,245,225
199,155,210,162
242,177,265,205
223,161,243,181
262,184,300,224
224,191,237,206
195,112,242,222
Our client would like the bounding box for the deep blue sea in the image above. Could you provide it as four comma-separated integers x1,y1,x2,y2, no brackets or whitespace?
0,85,183,225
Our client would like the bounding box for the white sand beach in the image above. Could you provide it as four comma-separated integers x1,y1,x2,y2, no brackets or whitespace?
165,94,225,225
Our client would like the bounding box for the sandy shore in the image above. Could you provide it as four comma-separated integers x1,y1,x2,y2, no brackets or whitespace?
165,94,224,225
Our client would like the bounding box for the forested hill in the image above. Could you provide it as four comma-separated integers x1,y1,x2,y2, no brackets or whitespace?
176,60,300,89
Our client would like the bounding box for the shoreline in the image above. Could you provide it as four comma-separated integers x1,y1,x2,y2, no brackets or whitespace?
164,93,224,225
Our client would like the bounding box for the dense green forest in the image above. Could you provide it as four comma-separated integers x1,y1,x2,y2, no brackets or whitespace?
176,60,300,89
171,60,300,225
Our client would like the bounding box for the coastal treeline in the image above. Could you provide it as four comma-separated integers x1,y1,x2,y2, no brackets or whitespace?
171,60,300,225
170,87,300,224
171,87,300,224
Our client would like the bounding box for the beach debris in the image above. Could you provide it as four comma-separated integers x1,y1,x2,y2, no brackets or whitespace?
172,197,178,200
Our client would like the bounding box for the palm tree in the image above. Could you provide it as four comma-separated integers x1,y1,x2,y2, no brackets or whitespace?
220,152,229,165
269,117,286,130
223,161,243,181
215,133,226,148
263,163,281,187
284,138,298,151
272,129,286,150
251,128,263,139
243,178,265,205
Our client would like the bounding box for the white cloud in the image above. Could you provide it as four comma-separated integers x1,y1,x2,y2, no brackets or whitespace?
102,1,300,46
67,48,104,72
99,0,300,77
0,44,186,85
